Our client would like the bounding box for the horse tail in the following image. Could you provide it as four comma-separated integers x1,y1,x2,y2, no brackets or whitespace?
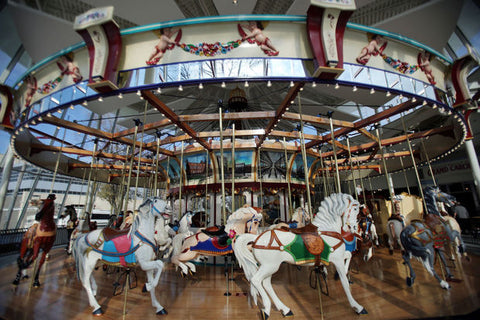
233,233,258,281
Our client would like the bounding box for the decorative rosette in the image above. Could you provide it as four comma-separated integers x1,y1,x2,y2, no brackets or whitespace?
227,229,237,245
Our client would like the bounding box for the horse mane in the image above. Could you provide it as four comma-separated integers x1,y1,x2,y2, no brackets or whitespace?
129,198,155,237
225,206,258,229
312,193,355,231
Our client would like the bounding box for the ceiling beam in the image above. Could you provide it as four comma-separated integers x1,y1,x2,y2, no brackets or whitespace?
257,82,305,148
142,90,210,150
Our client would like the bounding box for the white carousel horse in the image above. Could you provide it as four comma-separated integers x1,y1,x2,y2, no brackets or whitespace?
234,193,367,318
73,198,169,315
170,211,196,262
171,205,263,276
153,207,175,259
66,212,96,255
401,186,466,289
268,206,311,230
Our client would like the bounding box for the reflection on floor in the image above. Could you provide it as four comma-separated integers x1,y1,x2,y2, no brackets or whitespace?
0,247,479,320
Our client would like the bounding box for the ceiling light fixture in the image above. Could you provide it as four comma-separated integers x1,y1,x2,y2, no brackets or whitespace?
267,80,272,87
370,88,375,94
156,87,162,94
353,86,357,92
221,82,226,88
244,81,249,87
136,90,141,96
178,85,183,91
199,83,204,90
386,91,391,97
290,81,294,87
118,93,123,99
312,82,317,88
334,83,339,89
98,96,103,102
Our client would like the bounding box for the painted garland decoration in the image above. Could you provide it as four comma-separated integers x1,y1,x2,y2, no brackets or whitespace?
37,76,64,94
178,40,243,56
381,54,419,74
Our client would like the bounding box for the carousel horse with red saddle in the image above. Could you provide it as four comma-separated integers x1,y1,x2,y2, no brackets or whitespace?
400,186,467,289
13,194,57,287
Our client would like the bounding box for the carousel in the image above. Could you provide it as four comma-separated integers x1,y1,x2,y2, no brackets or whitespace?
1,2,479,319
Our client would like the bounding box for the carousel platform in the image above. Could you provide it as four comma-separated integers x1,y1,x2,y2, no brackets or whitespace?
0,246,479,320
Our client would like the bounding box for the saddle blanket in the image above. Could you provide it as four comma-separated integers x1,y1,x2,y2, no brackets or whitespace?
102,235,136,267
283,235,331,265
190,237,233,256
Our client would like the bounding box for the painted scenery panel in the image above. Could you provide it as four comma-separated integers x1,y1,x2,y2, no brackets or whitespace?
291,154,315,183
183,153,211,182
215,150,253,180
259,150,287,181
160,158,181,185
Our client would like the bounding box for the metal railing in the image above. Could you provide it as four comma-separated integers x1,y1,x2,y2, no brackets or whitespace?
0,227,69,256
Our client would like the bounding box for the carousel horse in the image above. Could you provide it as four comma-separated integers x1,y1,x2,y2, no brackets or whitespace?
268,206,311,230
58,204,78,249
234,193,367,319
171,205,263,276
13,194,57,287
386,213,405,254
66,210,97,255
152,208,175,259
400,186,466,289
164,211,195,260
72,197,170,315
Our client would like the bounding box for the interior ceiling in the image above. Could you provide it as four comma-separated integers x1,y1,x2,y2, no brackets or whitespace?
6,0,464,64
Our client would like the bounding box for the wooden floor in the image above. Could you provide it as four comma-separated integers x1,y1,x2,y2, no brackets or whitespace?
0,246,479,320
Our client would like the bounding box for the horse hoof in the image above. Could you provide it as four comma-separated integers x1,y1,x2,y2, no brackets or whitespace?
283,310,294,317
33,280,40,288
389,249,393,255
142,284,148,293
406,277,413,287
357,308,368,315
261,310,269,320
12,279,19,286
156,308,168,315
92,308,103,316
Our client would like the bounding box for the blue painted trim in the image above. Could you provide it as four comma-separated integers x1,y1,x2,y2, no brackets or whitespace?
346,22,453,64
121,14,305,35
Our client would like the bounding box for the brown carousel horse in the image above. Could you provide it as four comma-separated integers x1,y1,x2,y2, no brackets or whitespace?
13,194,57,287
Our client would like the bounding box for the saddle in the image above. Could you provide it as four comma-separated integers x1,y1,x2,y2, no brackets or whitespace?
284,223,324,256
201,226,229,247
103,227,130,242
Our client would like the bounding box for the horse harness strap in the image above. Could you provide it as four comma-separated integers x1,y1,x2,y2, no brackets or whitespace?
318,231,345,251
85,230,157,256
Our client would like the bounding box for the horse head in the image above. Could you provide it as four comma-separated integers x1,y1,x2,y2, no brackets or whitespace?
226,205,263,235
292,207,311,225
313,193,359,233
424,186,456,215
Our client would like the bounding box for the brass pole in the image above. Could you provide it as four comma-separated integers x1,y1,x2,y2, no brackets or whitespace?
328,117,341,193
123,121,140,214
219,108,226,224
318,147,328,197
133,102,148,209
283,137,293,219
205,149,209,227
50,129,67,194
84,139,98,213
401,114,428,216
346,137,358,201
399,156,411,194
154,132,161,197
421,138,437,186
298,93,313,220
178,141,184,220
118,146,130,214
231,123,236,213
258,147,263,226
376,127,395,204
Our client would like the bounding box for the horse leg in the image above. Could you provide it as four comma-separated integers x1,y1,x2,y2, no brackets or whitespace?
262,275,292,316
171,251,195,276
427,250,450,289
82,257,103,314
387,224,395,254
139,260,166,314
437,249,454,279
331,252,367,314
401,250,416,287
139,259,164,292
33,250,48,288
251,264,276,319
371,224,379,246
